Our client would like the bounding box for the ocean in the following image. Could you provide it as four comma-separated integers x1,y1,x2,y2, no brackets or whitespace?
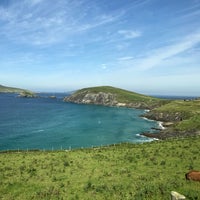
0,93,160,151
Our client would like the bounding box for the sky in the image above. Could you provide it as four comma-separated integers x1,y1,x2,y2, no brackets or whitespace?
0,0,200,95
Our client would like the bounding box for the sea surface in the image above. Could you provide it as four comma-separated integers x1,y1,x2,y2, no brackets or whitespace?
0,93,161,150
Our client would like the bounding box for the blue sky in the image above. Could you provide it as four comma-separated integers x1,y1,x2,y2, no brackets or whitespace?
0,0,200,95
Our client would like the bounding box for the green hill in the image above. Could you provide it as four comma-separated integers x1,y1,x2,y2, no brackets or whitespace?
0,84,29,93
64,86,169,109
0,84,36,97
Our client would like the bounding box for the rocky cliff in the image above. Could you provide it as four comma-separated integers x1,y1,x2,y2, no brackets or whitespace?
143,111,184,122
142,99,200,139
64,90,117,106
63,86,165,109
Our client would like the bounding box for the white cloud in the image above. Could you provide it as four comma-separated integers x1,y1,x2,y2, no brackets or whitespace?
29,0,45,6
0,1,122,46
118,30,141,39
132,31,200,70
101,64,107,69
118,56,134,61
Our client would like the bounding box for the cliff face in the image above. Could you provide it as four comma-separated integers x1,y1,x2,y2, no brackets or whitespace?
64,90,126,107
143,111,184,122
64,91,118,106
63,90,157,109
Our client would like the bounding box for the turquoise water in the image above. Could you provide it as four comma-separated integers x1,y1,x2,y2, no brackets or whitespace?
0,93,159,150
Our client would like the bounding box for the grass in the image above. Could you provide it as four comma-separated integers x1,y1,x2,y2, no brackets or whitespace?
0,84,33,94
155,99,200,117
1,136,200,200
174,114,200,132
149,99,200,134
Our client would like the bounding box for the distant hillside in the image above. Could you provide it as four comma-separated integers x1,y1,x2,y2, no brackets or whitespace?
0,84,36,97
64,86,169,109
0,84,26,93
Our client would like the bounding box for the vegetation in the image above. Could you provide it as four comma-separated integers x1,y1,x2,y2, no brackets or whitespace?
18,91,37,98
155,99,200,119
77,86,159,102
144,99,200,138
70,86,169,108
1,136,200,200
66,86,200,138
0,84,34,95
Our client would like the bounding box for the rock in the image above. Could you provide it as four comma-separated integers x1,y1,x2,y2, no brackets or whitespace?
171,191,186,200
143,111,183,122
116,103,126,107
49,96,56,99
162,122,174,127
64,91,118,106
18,91,37,98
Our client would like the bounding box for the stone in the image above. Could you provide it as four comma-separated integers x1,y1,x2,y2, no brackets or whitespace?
171,191,186,200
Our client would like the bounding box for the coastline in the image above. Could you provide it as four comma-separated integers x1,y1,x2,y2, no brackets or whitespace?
158,121,165,130
140,113,178,140
139,110,166,141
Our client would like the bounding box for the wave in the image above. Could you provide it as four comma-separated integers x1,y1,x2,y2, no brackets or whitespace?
135,133,158,142
158,122,165,130
142,117,154,122
32,129,45,133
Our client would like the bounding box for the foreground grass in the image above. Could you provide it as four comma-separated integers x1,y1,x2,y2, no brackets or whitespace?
0,137,200,200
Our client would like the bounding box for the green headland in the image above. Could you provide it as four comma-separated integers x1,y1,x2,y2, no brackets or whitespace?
63,86,170,109
0,84,36,97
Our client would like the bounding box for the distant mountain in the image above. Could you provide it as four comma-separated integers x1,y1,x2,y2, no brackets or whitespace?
63,86,169,109
0,84,36,97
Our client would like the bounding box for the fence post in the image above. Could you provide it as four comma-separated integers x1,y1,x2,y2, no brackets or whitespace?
171,191,186,200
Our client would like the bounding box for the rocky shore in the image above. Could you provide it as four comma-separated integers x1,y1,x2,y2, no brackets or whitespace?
141,129,199,140
141,110,200,140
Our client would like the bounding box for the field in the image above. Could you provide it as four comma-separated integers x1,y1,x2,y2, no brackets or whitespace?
0,136,200,200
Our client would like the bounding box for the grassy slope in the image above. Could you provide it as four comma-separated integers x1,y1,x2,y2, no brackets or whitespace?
153,99,200,133
0,84,31,94
1,137,200,200
76,86,168,108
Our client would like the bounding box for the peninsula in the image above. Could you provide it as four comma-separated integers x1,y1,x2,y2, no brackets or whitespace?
0,84,36,98
64,86,200,139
